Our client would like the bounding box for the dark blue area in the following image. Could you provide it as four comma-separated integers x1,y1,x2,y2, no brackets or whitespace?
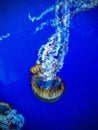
0,0,98,130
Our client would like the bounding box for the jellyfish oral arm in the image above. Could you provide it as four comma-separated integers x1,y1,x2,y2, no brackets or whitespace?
35,0,70,81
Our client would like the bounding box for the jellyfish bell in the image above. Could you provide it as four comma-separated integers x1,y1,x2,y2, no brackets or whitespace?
30,64,65,102
0,102,25,130
0,102,11,115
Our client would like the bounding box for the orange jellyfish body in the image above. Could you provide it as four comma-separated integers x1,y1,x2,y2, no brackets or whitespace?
30,64,65,102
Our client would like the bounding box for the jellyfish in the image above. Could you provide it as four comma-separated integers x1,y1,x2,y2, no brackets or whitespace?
0,0,97,102
29,0,98,102
0,102,25,130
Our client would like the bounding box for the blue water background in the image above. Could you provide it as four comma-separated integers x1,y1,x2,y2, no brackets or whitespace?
0,0,98,130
